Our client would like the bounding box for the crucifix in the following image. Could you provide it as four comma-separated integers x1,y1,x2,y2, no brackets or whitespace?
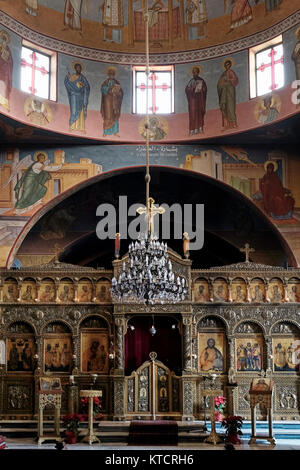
136,196,165,236
240,243,255,263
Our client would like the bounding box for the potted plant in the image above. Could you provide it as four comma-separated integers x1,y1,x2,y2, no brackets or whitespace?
221,415,243,444
62,413,85,444
214,395,226,422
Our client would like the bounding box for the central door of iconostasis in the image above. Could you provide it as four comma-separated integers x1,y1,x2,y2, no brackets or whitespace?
124,316,182,419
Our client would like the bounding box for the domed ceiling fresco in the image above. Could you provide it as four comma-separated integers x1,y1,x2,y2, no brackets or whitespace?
0,0,298,54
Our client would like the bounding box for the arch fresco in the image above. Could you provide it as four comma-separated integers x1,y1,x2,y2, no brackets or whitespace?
5,165,296,269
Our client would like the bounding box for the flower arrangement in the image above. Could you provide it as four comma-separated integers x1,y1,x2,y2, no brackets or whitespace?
214,395,226,422
62,413,85,442
80,396,103,420
221,415,243,444
0,435,6,450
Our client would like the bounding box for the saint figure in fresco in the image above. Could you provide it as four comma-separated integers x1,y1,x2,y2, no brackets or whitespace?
0,30,13,112
257,95,279,124
21,285,34,301
185,66,207,135
101,66,123,136
199,338,223,371
230,0,252,30
259,161,294,219
40,285,55,302
64,0,88,31
292,28,300,81
102,0,123,44
251,284,264,302
185,0,207,40
25,0,38,16
65,62,90,132
8,152,63,213
217,59,238,130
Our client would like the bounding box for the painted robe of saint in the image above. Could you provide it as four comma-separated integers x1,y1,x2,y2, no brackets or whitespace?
14,152,62,212
185,66,207,135
102,0,123,44
25,0,38,16
186,0,207,40
65,62,90,132
101,67,123,136
0,31,13,112
217,59,238,130
230,0,252,30
199,338,223,371
64,0,88,30
292,29,300,81
259,161,294,220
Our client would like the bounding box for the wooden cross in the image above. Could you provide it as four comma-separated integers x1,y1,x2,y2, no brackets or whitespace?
137,197,165,236
240,243,255,263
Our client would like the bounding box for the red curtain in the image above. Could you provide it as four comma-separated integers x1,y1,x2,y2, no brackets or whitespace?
125,316,182,376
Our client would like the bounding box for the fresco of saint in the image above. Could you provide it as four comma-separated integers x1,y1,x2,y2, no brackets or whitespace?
0,30,13,112
65,62,90,132
101,66,123,136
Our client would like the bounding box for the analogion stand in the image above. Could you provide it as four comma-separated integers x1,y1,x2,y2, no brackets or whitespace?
204,389,224,445
80,390,102,445
249,379,275,446
38,390,63,445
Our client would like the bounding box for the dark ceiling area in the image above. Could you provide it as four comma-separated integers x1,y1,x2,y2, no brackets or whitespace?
17,166,290,268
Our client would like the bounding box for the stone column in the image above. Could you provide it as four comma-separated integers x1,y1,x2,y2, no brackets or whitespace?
282,280,288,302
208,278,214,302
181,377,196,421
73,280,79,303
35,279,41,302
245,279,251,302
54,279,60,302
228,278,233,302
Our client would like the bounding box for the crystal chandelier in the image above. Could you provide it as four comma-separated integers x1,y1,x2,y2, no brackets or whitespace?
111,2,187,305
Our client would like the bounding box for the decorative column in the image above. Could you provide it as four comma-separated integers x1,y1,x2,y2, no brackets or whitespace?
226,336,237,416
228,278,233,302
265,336,273,376
245,279,251,302
113,316,126,420
265,279,270,302
208,278,214,302
282,280,288,302
34,334,43,418
73,279,79,303
182,316,192,371
17,278,22,302
35,279,41,302
54,279,60,302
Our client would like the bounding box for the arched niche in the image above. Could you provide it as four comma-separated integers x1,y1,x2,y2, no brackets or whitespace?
6,321,36,373
287,277,300,302
125,315,182,376
57,277,74,303
43,321,72,374
79,315,109,374
271,321,300,372
20,277,37,302
231,277,247,302
234,321,265,373
249,277,265,302
213,278,229,302
95,277,112,303
78,277,93,303
267,277,284,302
197,316,227,374
3,277,18,302
40,277,56,302
193,278,210,302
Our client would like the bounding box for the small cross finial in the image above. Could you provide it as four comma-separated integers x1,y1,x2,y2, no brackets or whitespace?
240,243,255,263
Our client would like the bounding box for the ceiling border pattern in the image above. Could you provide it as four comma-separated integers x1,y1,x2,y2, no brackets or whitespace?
0,10,299,64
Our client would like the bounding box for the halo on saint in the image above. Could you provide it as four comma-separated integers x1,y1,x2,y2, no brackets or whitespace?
0,30,10,44
295,26,300,40
264,160,278,172
34,151,48,162
105,65,118,76
222,57,235,69
72,60,84,72
189,64,202,75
